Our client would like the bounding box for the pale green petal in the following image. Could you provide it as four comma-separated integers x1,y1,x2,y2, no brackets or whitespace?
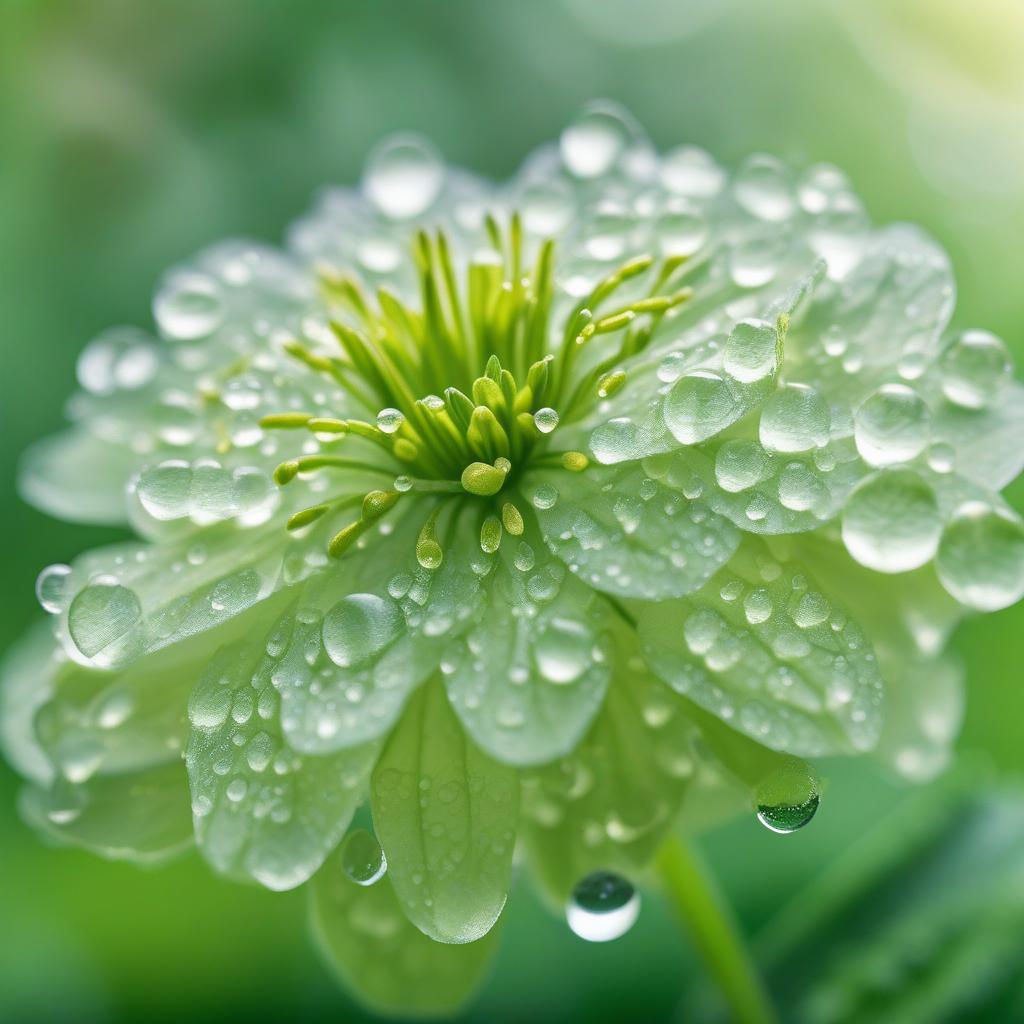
19,761,193,864
520,634,698,902
371,677,518,943
276,506,488,755
18,428,137,526
0,622,59,784
444,522,611,766
186,626,379,891
637,538,884,757
524,462,739,599
57,522,297,668
310,855,499,1018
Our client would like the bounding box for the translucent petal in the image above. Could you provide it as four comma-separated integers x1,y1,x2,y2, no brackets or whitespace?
310,855,499,1017
371,678,518,943
19,428,137,525
276,507,488,755
186,627,379,891
19,761,193,864
520,634,698,901
0,622,59,784
638,538,884,757
444,523,611,766
525,462,739,599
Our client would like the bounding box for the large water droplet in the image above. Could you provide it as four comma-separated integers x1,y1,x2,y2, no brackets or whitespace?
376,407,405,435
322,594,402,668
715,440,772,493
939,329,1011,409
759,384,830,453
664,371,742,445
723,318,778,384
755,758,820,834
533,407,560,434
842,469,941,573
364,134,444,220
340,827,387,886
567,871,640,942
534,618,592,684
936,503,1024,611
733,155,796,221
36,563,72,615
853,384,930,467
77,327,158,395
153,273,224,341
67,581,142,658
560,105,630,178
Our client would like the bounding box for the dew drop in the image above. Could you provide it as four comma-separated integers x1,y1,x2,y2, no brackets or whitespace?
733,155,796,221
853,384,930,467
723,318,778,384
376,407,405,434
664,371,742,444
340,827,387,886
936,503,1024,611
660,145,725,198
759,384,830,453
567,871,640,942
535,618,592,684
322,594,402,668
189,684,233,730
842,469,941,573
67,582,142,658
715,440,772,493
938,329,1011,409
656,204,708,257
560,106,629,178
533,407,560,434
77,327,158,395
36,563,72,615
364,134,443,219
153,273,223,341
755,758,820,834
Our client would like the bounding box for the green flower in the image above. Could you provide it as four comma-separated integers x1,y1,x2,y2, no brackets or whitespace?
5,102,1024,1018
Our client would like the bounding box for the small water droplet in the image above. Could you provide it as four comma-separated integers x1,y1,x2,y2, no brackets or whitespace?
36,563,72,615
364,135,443,219
560,105,630,178
567,871,640,942
376,408,405,435
153,273,223,341
340,827,387,886
755,758,820,834
939,329,1011,409
533,407,560,434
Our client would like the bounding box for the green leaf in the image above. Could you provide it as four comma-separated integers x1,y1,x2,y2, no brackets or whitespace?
371,677,518,943
753,778,1024,1024
524,461,739,599
310,855,500,1018
637,537,884,757
186,612,380,891
20,761,193,864
444,521,611,765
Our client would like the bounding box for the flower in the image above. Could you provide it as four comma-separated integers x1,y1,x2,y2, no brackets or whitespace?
5,101,1024,1015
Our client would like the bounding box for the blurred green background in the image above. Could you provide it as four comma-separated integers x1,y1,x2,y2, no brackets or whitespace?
2,1,1023,1020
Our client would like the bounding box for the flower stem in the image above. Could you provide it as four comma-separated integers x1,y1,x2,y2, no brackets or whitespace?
656,835,777,1024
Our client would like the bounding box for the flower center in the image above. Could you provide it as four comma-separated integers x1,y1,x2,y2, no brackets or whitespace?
261,214,694,564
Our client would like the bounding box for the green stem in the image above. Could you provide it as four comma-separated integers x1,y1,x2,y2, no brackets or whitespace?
656,835,777,1024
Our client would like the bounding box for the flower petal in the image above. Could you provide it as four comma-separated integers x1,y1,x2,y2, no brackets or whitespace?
310,856,499,1018
637,538,884,757
371,677,518,943
525,462,739,599
18,428,137,525
1,622,59,784
444,523,611,766
276,506,488,755
19,761,193,864
186,626,379,891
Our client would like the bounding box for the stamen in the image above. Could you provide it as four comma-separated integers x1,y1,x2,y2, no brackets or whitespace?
416,506,445,569
461,460,510,497
260,412,313,429
480,514,503,554
501,501,524,536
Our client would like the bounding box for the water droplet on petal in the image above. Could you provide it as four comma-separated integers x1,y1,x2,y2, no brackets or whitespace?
560,106,630,178
664,371,742,444
733,155,796,221
340,827,388,886
36,564,72,614
759,384,830,453
854,384,930,467
723,318,778,383
939,329,1011,409
153,272,224,341
68,582,142,658
364,134,444,219
533,407,560,434
376,407,405,434
322,594,402,668
936,502,1024,611
842,469,941,573
567,871,640,942
534,618,592,684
